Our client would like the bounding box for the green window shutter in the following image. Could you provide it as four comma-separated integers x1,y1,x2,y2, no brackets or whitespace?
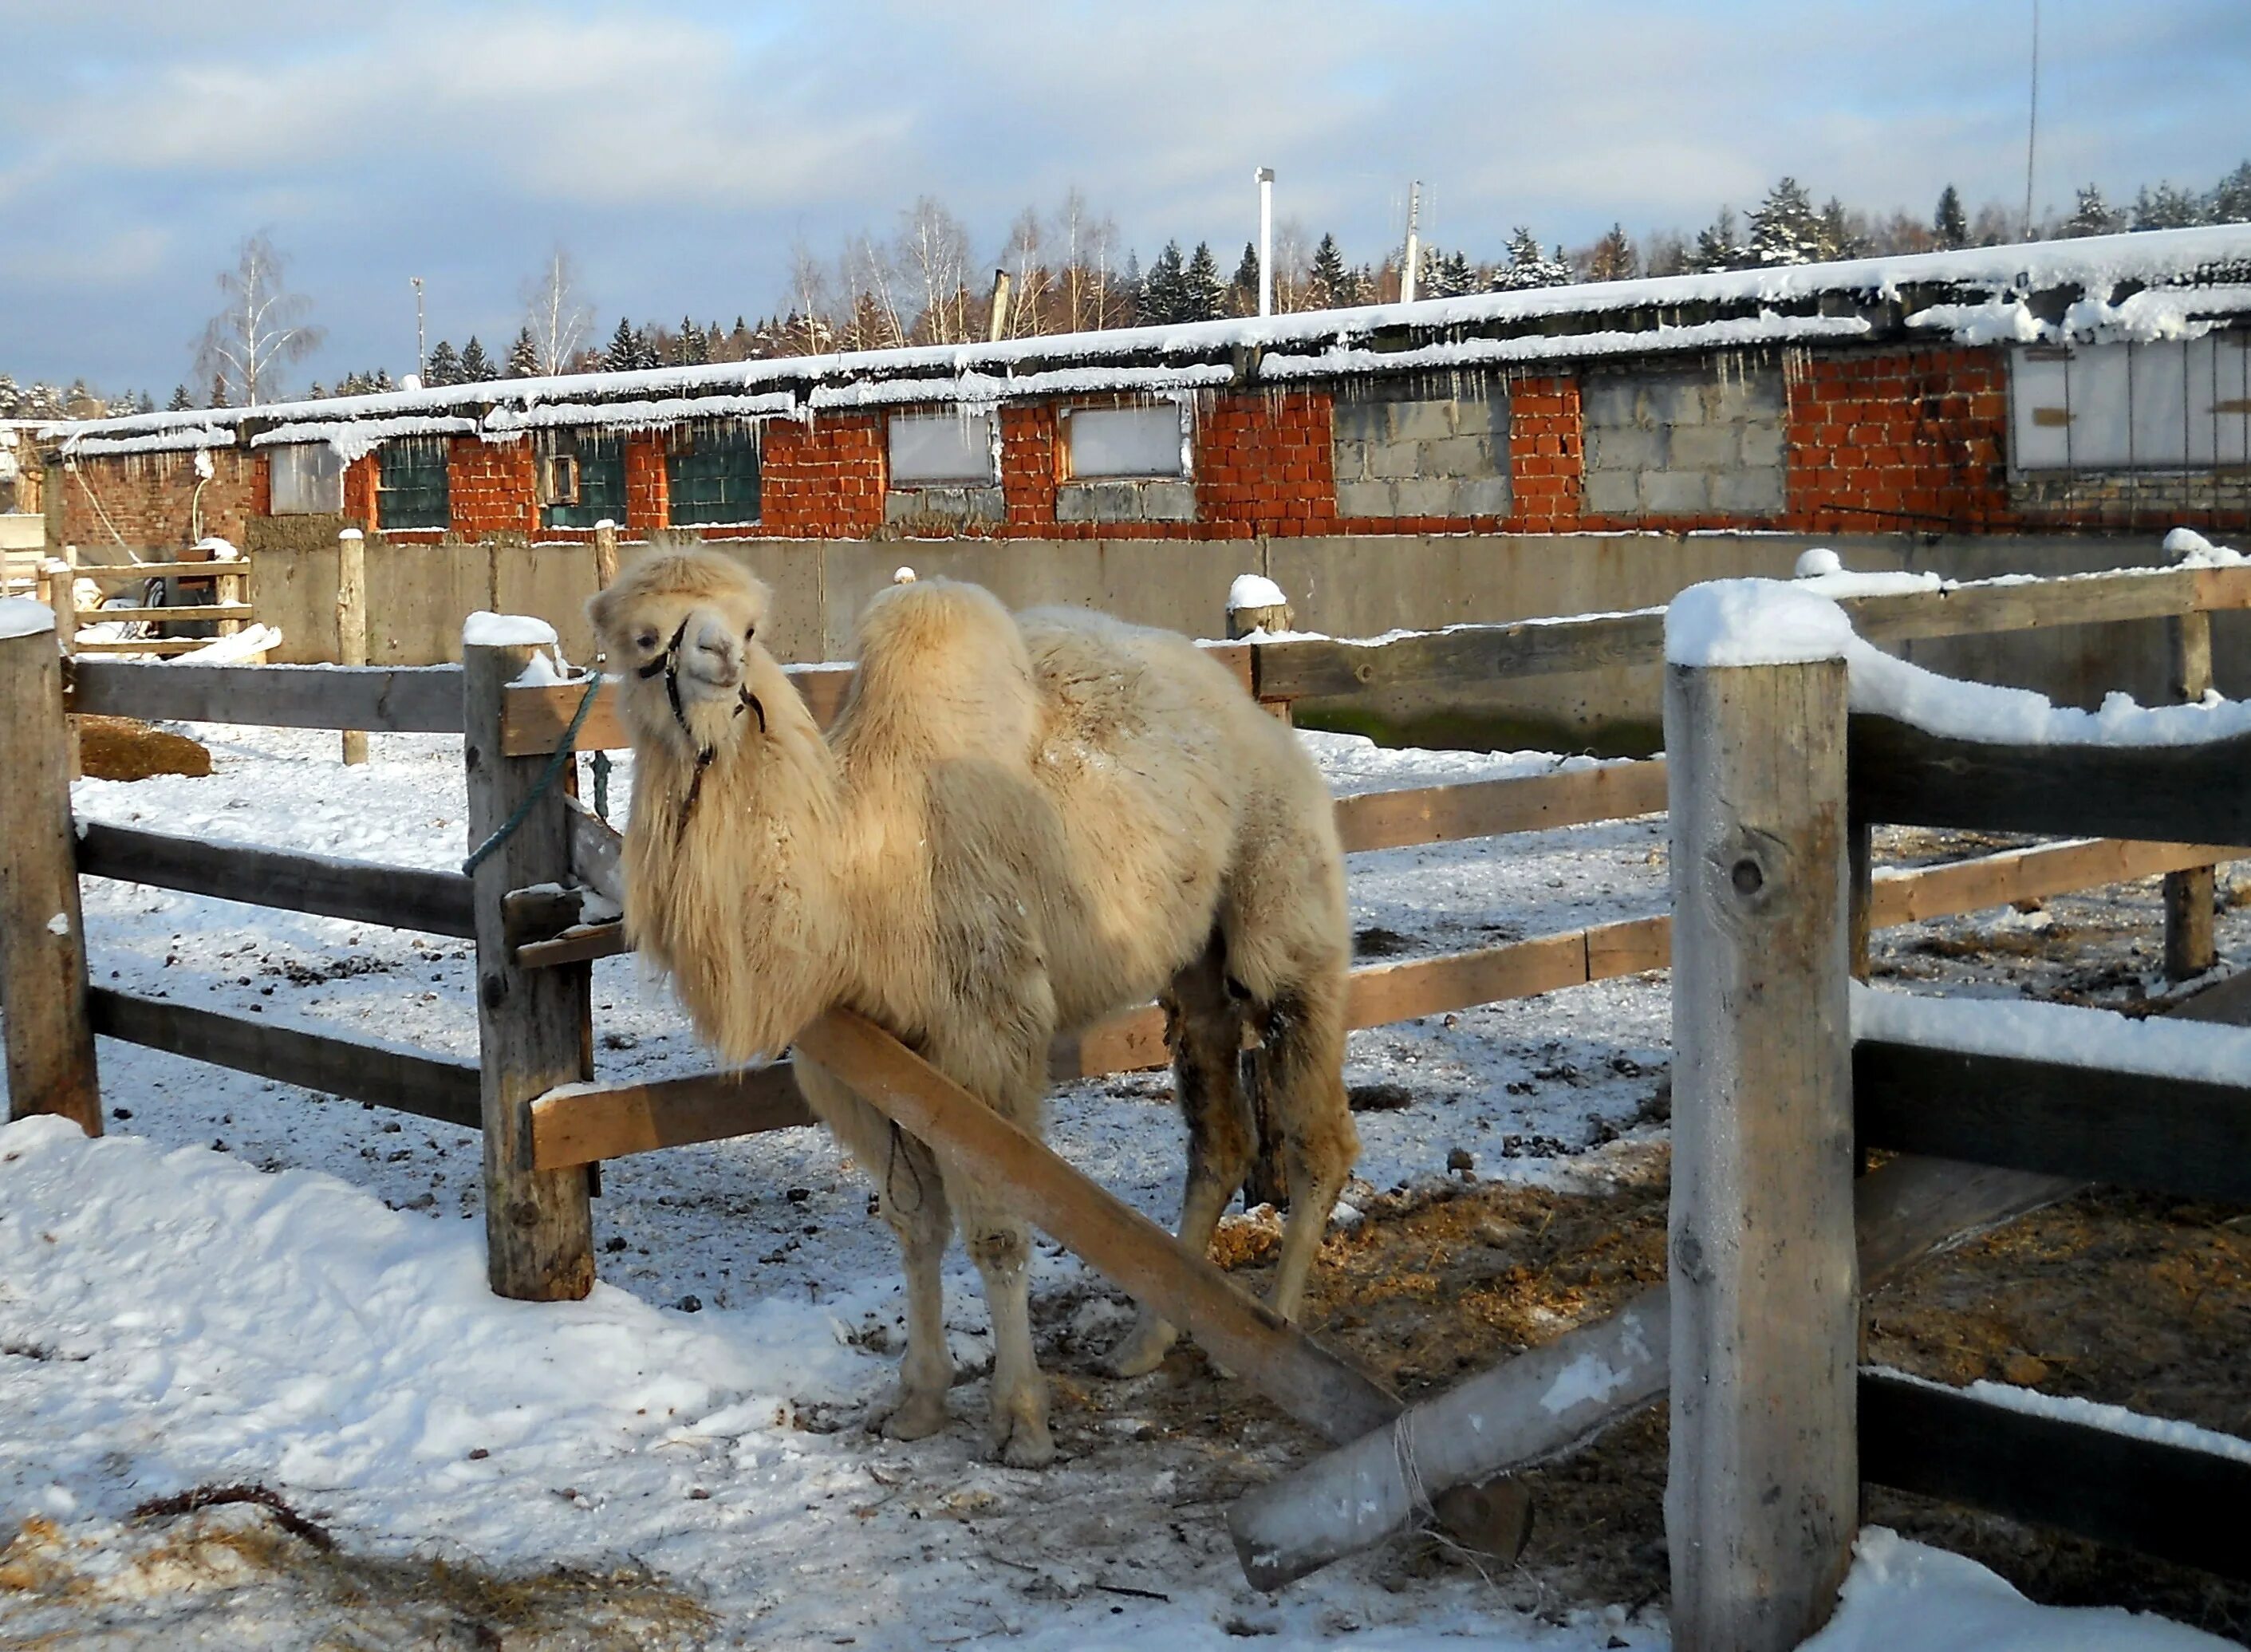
542,433,628,529
665,422,762,526
376,438,451,531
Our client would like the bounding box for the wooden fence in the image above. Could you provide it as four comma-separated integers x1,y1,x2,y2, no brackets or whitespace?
3,558,2247,1466
29,544,260,657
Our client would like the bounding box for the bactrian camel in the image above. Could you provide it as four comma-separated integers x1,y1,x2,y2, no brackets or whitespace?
589,550,1356,1467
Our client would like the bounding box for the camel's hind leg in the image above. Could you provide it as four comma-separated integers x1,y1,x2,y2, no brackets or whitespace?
795,1058,955,1442
1256,964,1357,1321
1104,932,1255,1378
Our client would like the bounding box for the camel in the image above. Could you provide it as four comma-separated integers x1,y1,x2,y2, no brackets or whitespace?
588,550,1356,1467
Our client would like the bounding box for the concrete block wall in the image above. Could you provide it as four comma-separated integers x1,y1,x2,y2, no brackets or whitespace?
1331,388,1511,521
1580,366,1787,521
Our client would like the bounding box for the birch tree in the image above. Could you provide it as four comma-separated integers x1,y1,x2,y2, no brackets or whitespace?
195,231,324,407
521,247,593,375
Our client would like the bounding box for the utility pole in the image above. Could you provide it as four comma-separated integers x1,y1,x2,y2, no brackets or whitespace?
2022,0,2040,240
1256,167,1275,317
411,275,426,380
1401,180,1423,304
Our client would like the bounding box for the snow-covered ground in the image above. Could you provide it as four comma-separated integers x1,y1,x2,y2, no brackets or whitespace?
2,720,2241,1649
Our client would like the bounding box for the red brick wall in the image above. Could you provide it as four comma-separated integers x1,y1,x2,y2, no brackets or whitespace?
1196,390,1336,538
1000,404,1058,532
1785,347,2016,534
57,447,264,552
625,437,668,532
1506,375,1584,532
441,437,538,538
342,454,377,526
759,415,885,537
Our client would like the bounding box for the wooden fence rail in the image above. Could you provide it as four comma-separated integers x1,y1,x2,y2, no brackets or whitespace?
77,822,475,938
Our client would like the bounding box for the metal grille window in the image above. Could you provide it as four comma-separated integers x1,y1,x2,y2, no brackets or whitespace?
270,444,344,515
376,437,451,531
1061,403,1189,479
2010,337,2251,471
541,433,626,530
667,422,762,526
889,412,998,485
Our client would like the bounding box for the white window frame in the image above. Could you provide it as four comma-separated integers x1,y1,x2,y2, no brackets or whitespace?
1059,400,1193,481
887,411,999,487
269,443,345,515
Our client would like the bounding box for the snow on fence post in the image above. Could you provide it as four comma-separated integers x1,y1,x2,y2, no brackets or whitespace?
337,529,369,766
1664,589,1857,1652
1227,574,1296,1212
2163,609,2216,980
591,519,620,591
0,599,100,1134
463,613,595,1301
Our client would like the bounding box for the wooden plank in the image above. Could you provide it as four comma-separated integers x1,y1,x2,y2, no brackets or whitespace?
1255,610,1668,700
1665,653,1858,1652
515,922,629,969
337,529,368,766
1346,930,1587,1025
70,658,463,731
71,638,221,656
1334,759,1667,854
1867,837,2236,925
0,616,100,1134
2164,610,2217,979
465,633,595,1301
87,986,479,1129
794,1007,1401,1445
77,822,475,938
1854,1039,2251,1205
1841,565,2200,645
77,604,256,623
1228,1150,2081,1592
1859,1370,2251,1583
1850,712,2251,850
530,1065,814,1169
1584,913,1670,980
75,562,254,583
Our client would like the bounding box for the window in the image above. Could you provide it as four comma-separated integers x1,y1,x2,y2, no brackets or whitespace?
1061,404,1188,479
270,444,344,515
376,437,450,530
2011,337,2251,471
667,422,762,526
889,412,997,486
540,433,625,529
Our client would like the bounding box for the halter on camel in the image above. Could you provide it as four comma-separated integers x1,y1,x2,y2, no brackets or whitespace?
640,614,766,824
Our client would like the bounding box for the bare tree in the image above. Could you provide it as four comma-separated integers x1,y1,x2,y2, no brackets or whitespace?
520,246,593,375
783,240,837,356
839,231,908,352
1000,205,1049,338
897,195,973,345
195,231,323,407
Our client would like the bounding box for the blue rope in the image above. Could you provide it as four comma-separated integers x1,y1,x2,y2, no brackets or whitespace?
462,671,606,877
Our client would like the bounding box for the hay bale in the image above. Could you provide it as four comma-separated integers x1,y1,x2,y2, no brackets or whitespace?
80,715,211,782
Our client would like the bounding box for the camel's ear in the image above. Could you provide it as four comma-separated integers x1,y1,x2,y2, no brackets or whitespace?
585,584,619,647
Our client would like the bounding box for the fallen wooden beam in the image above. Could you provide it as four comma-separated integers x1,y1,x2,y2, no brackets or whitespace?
1224,1153,2077,1591
794,1007,1400,1445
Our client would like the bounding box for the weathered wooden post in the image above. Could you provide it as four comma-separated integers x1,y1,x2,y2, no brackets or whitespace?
215,550,245,638
337,528,369,765
464,614,595,1300
1227,574,1295,1211
2163,608,2216,980
1664,587,1857,1652
591,518,621,591
45,550,79,780
0,598,100,1134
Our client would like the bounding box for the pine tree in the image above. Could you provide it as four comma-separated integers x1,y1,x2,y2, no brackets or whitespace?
373,369,396,392
135,391,155,414
507,327,540,377
1492,226,1571,290
1181,241,1225,322
1934,185,1968,250
167,384,193,412
1686,207,1744,272
458,335,494,382
2061,184,2121,238
1309,233,1349,306
673,316,710,365
603,317,639,373
1586,223,1637,281
2132,181,2206,231
1141,240,1187,325
633,325,660,369
424,339,462,386
1748,177,1823,266
209,373,230,408
1230,240,1260,312
2212,160,2251,224
1818,197,1865,260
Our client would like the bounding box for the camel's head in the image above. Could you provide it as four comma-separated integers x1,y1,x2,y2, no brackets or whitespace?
588,550,776,769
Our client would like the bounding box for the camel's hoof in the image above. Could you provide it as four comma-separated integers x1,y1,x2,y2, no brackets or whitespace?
867,1386,949,1442
989,1410,1055,1469
1101,1318,1177,1380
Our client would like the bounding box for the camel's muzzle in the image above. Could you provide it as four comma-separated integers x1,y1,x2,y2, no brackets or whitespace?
640,613,767,822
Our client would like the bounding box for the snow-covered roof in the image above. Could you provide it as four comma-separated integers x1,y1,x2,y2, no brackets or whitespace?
42,224,2251,452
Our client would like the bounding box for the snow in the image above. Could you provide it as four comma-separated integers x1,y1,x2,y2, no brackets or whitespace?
0,596,57,638
173,623,284,665
45,912,69,936
2165,526,2245,566
61,425,235,458
1228,574,1288,610
1867,1366,2251,1469
192,535,242,562
480,391,799,433
1803,1528,2239,1651
1905,298,2050,346
1795,547,1843,578
1662,577,1855,667
1851,982,2251,1088
250,415,479,463
1256,312,1873,381
461,611,558,649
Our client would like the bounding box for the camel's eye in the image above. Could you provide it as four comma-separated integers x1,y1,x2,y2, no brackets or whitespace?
636,630,658,652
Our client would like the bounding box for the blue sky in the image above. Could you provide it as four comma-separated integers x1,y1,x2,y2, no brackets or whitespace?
4,0,2247,394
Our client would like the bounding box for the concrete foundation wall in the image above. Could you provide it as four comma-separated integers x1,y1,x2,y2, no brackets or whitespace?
239,530,2211,753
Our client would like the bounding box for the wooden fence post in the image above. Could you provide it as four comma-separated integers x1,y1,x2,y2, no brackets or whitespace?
337,529,369,766
592,519,620,590
44,553,79,780
0,600,100,1134
2164,609,2216,980
1228,579,1295,1212
464,619,595,1300
1665,648,1857,1652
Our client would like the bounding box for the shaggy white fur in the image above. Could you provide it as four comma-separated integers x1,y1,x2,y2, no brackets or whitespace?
590,550,1358,1467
